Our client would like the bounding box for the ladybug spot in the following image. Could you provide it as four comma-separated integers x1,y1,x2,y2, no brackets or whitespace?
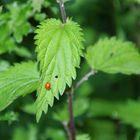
45,82,51,90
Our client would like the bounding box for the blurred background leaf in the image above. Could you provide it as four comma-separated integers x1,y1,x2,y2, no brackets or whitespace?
117,100,140,129
76,134,91,140
0,111,18,124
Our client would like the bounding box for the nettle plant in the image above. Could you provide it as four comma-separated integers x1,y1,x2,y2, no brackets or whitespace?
0,0,140,140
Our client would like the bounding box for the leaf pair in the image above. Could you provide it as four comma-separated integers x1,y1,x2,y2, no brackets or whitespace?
35,19,140,121
0,18,84,122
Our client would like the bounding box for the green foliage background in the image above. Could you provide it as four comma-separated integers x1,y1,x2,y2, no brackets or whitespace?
0,0,140,140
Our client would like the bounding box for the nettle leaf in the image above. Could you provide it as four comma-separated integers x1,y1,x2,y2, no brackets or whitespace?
7,2,32,43
35,18,84,121
32,0,44,12
0,24,16,54
0,6,2,13
117,100,140,129
0,60,10,72
76,134,91,140
0,111,18,124
0,61,39,111
86,37,140,75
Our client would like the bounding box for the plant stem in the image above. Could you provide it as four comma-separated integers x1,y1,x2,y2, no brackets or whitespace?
57,1,96,140
62,121,71,139
75,70,97,89
57,1,75,139
63,70,96,140
57,0,67,23
67,88,76,140
65,70,96,140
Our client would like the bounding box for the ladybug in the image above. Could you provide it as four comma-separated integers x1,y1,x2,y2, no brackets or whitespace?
45,82,51,90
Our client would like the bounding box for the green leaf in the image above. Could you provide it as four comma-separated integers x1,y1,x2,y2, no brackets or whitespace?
86,37,140,75
74,98,89,117
137,0,140,3
14,47,32,58
32,0,44,12
135,130,140,140
0,61,39,111
76,134,91,140
117,100,140,129
34,13,46,21
44,128,66,140
126,0,140,4
12,124,37,140
35,18,84,121
0,6,2,13
89,99,121,118
0,60,10,72
7,2,32,43
90,120,119,140
22,103,36,115
0,2,32,54
53,104,68,122
0,111,18,124
0,24,17,54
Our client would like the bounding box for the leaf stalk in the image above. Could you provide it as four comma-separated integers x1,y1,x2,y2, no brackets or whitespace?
57,0,67,23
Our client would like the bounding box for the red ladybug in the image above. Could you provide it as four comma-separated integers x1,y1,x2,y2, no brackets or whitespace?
45,82,51,90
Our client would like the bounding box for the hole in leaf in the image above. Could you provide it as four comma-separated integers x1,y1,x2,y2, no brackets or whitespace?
55,75,58,78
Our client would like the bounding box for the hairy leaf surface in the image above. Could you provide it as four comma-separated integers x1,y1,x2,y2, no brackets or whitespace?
35,18,84,121
0,61,39,111
86,37,140,74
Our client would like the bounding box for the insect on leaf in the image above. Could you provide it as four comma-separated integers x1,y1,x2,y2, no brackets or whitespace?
35,18,84,121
